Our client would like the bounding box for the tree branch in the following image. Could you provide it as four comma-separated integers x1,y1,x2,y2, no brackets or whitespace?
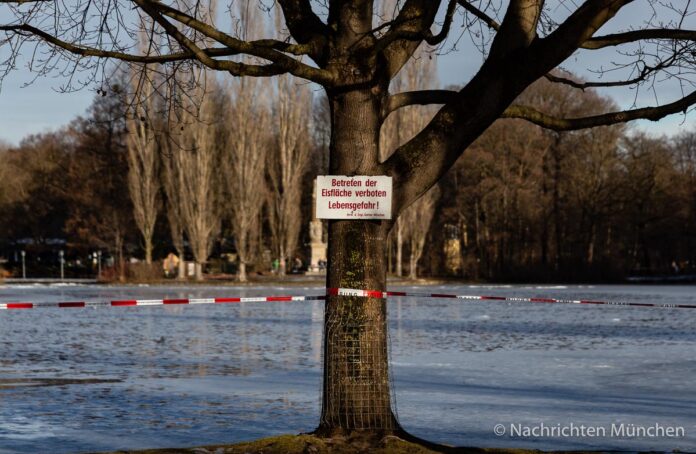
377,0,499,52
456,0,500,31
502,90,696,131
583,28,696,49
486,0,542,60
378,0,444,78
383,89,455,118
544,52,678,90
544,72,644,90
533,0,633,72
426,0,458,45
276,0,329,62
0,23,232,63
376,0,467,52
140,0,333,84
0,23,287,77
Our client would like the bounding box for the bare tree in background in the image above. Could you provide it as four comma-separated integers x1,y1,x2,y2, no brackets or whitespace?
223,2,270,283
225,77,270,282
672,131,696,268
167,78,221,281
161,142,187,279
405,185,439,279
379,73,405,276
381,45,438,278
267,72,311,275
3,0,696,438
126,68,160,265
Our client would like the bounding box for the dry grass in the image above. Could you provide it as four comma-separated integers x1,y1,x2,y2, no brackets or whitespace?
99,433,628,454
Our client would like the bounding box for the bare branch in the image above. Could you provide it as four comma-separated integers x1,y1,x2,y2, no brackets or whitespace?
384,89,454,118
376,0,462,52
0,24,236,63
488,0,542,59
533,0,633,71
544,72,646,90
379,0,444,77
142,0,333,84
0,22,289,77
543,52,679,90
276,0,329,62
1,0,334,84
502,90,696,131
133,0,263,72
584,29,696,49
376,0,500,53
425,0,458,45
456,0,500,31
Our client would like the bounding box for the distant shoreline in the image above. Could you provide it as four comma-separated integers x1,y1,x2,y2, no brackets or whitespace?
2,274,695,286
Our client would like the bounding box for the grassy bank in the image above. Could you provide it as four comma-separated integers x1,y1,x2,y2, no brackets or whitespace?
103,433,623,454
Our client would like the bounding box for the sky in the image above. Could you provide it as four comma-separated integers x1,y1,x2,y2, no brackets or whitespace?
1,1,694,146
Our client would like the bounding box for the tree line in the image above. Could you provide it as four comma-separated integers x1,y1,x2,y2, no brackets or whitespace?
430,79,696,282
0,64,324,281
1,72,694,282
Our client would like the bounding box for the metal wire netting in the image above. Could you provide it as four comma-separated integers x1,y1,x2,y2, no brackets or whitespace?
320,296,398,430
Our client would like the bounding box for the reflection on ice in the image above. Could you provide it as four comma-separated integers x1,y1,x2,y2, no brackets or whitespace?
0,284,695,452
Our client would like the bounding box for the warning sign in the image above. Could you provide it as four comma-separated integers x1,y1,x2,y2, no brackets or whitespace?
315,175,392,220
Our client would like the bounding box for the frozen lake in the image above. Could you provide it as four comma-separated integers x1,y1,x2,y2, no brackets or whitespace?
0,283,695,453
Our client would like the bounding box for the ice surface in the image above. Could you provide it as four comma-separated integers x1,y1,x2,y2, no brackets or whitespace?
0,284,695,452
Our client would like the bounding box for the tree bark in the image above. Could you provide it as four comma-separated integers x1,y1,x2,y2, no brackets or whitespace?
318,87,399,434
321,219,397,433
238,261,247,283
178,256,186,280
395,222,403,277
145,240,153,265
408,252,417,279
194,261,203,281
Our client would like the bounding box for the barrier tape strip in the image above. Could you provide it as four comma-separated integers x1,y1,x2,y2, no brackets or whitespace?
1,288,695,311
0,295,326,310
329,288,696,309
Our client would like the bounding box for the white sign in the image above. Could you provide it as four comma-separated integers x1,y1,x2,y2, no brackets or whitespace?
315,175,392,220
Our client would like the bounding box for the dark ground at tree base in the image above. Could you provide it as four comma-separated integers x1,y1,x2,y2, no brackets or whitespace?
96,433,673,454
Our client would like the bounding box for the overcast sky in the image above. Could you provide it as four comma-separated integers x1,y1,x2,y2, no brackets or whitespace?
1,1,694,146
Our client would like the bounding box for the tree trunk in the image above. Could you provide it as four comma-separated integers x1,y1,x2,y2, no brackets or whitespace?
238,261,247,283
552,138,562,272
409,251,417,280
280,257,286,276
145,239,153,265
587,222,596,266
320,220,397,433
318,87,399,434
395,221,403,277
116,234,125,282
278,246,286,276
194,262,203,281
178,257,186,280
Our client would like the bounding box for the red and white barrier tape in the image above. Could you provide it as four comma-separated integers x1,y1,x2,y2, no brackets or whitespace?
329,288,696,309
0,295,326,310
1,288,695,310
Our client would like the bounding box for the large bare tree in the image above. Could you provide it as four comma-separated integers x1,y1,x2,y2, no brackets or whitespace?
3,0,696,438
267,72,311,276
403,185,439,279
224,75,270,282
221,1,271,283
166,77,221,281
125,68,161,265
161,148,187,279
